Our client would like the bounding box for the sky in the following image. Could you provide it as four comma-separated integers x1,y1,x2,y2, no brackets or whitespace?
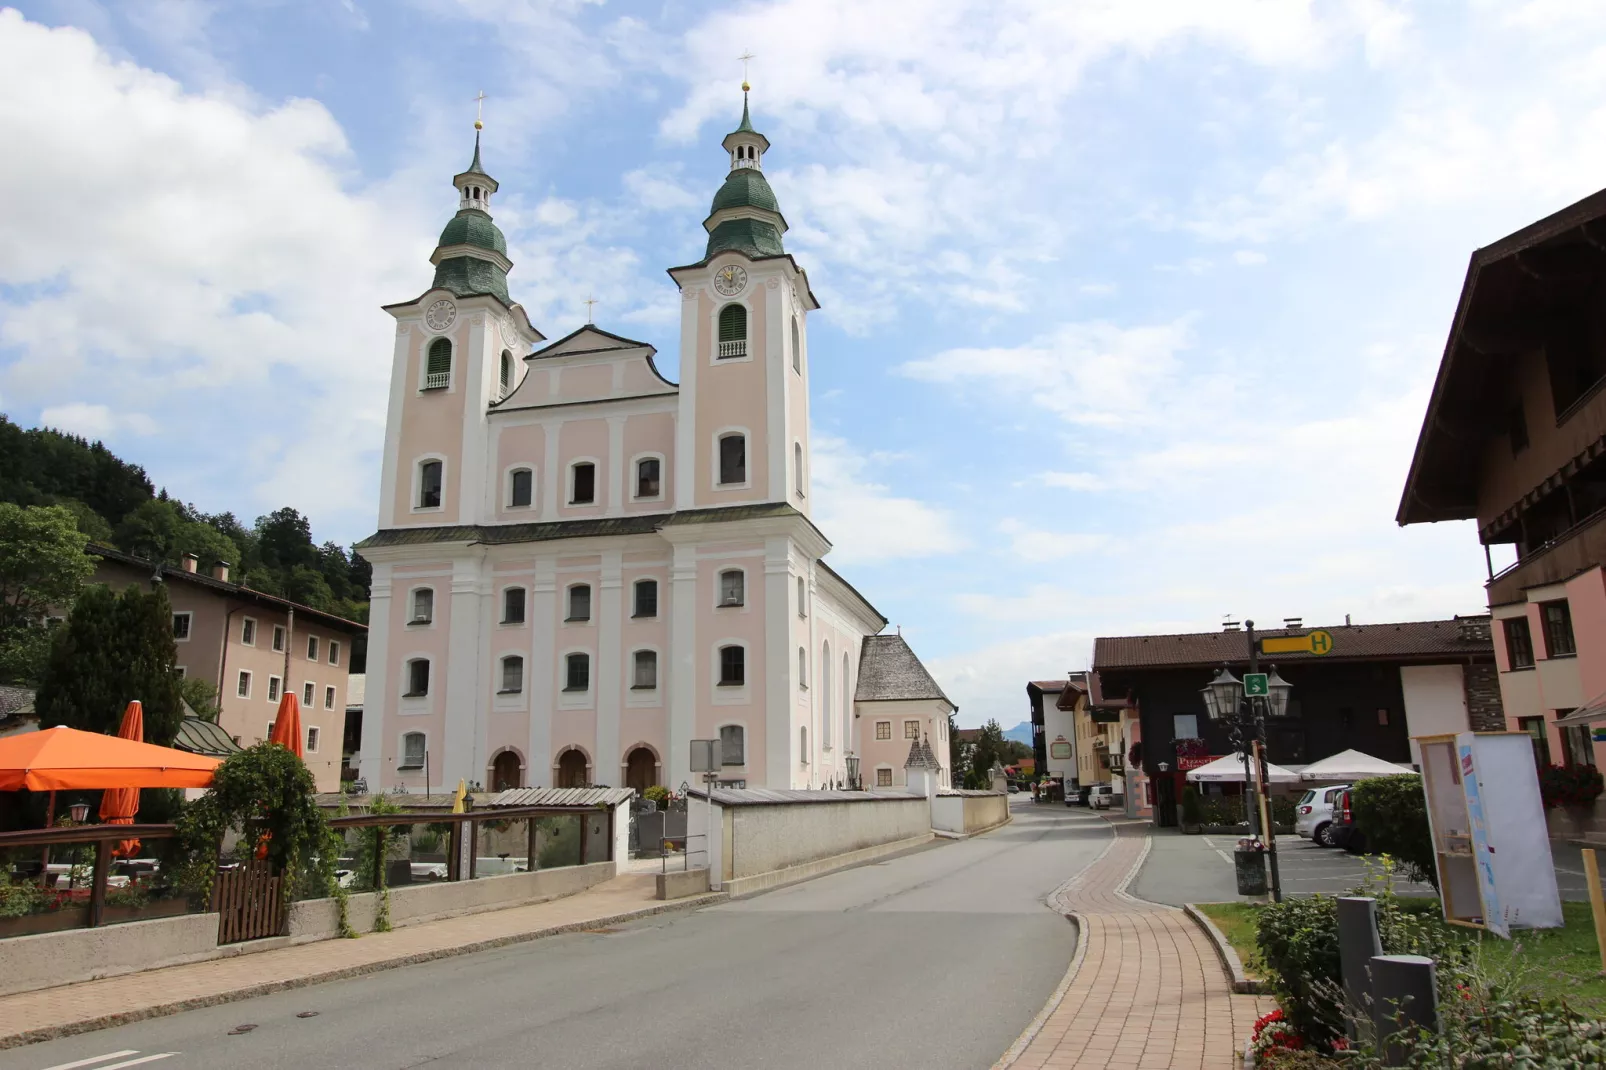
3,1,1605,729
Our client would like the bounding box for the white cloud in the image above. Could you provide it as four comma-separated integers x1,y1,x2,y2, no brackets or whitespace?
38,403,157,439
996,519,1109,563
1232,249,1267,265
810,435,966,564
1036,471,1106,492
897,320,1193,426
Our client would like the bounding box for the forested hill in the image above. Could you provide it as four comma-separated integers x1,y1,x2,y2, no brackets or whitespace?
0,415,371,629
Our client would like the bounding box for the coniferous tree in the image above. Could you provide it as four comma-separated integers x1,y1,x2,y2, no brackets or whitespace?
37,583,184,745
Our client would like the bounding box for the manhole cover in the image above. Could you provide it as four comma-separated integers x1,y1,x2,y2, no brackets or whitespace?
296,1011,320,1019
229,1024,258,1035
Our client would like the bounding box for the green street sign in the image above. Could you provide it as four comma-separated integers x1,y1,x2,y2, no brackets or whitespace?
1244,673,1269,697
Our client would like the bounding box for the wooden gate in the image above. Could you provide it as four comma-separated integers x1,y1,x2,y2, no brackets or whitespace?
213,859,286,943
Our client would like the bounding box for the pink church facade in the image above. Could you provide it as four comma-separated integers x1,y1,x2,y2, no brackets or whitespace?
356,100,952,794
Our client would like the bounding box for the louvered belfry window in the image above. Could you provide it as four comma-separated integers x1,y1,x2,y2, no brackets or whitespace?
425,338,452,388
717,304,747,358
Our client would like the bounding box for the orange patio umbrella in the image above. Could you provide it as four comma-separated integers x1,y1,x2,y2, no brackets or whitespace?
269,692,303,758
98,700,146,857
0,726,220,791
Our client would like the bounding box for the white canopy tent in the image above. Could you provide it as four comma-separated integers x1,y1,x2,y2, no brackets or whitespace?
1185,753,1301,784
1298,749,1416,782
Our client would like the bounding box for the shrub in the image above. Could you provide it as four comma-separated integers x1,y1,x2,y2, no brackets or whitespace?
1180,785,1203,827
1256,863,1467,1048
1395,989,1606,1067
1349,775,1436,889
1539,763,1605,809
643,785,669,805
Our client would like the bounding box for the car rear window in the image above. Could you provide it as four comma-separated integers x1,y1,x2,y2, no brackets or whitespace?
1297,790,1315,805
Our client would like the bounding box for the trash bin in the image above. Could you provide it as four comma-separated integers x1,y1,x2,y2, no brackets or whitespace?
1235,848,1268,896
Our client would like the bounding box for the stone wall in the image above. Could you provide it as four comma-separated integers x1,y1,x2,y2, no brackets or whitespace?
1463,664,1506,731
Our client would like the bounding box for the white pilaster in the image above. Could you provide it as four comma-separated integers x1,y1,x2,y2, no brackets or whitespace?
358,566,392,787
597,550,623,787
378,330,411,526
765,536,793,788
765,281,786,504
668,543,698,789
674,288,699,511
457,316,489,519
541,421,559,516
606,415,626,513
443,552,487,790
526,556,556,786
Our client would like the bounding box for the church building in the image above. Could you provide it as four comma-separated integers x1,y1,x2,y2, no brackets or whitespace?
355,92,952,795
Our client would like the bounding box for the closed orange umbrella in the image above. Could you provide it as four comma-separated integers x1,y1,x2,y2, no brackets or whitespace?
269,692,303,758
98,700,145,857
260,692,304,859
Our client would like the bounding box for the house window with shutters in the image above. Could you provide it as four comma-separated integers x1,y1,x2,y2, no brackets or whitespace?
424,338,452,389
717,304,747,359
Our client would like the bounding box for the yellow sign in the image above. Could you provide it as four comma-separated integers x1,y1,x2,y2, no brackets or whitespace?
1259,629,1335,656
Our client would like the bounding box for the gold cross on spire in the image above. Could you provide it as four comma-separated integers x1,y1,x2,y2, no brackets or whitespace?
474,90,487,130
738,51,754,92
584,294,598,324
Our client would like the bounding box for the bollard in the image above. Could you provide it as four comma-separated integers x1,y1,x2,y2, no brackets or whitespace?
1337,897,1382,1042
1370,954,1438,1067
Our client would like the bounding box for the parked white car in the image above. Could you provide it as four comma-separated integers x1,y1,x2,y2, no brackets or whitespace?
1294,784,1350,847
1088,784,1115,810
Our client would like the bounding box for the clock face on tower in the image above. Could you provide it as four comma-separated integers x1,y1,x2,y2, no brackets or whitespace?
425,299,457,332
713,265,748,297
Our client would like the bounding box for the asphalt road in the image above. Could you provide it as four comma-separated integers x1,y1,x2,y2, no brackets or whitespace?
3,799,1105,1070
1132,827,1589,905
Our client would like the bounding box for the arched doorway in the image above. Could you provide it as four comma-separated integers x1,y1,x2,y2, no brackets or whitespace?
624,747,657,796
556,748,589,789
491,750,522,791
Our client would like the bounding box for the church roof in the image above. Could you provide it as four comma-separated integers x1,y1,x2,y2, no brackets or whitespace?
706,217,786,260
357,502,827,551
437,209,506,256
856,633,953,706
431,252,510,304
711,168,780,214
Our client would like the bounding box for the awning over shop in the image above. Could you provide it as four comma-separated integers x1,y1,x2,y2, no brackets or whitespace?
1184,753,1301,784
1299,748,1416,781
1555,693,1606,728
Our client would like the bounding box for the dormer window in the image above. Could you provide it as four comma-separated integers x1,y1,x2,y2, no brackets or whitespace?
717,304,748,359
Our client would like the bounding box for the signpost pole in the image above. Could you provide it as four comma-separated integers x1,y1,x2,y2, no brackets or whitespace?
1246,620,1283,903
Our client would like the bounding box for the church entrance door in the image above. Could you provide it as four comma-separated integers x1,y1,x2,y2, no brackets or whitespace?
625,747,656,796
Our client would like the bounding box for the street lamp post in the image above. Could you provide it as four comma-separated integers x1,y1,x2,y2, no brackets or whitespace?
1199,619,1293,903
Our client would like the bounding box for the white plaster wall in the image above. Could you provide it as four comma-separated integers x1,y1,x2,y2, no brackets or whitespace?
726,795,929,878
0,911,221,997
1401,664,1469,766
1042,701,1076,783
931,793,964,833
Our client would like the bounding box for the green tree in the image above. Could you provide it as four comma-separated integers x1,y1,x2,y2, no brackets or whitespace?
1349,774,1437,888
37,582,184,745
179,675,222,722
965,720,1008,789
113,498,240,570
0,503,95,685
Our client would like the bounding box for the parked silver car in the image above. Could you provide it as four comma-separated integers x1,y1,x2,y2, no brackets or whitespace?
1294,783,1349,847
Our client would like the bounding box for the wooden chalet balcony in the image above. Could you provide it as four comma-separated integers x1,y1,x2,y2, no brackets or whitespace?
1488,505,1606,605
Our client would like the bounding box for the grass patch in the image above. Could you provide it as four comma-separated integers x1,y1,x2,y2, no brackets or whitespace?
1195,898,1606,1016
1194,901,1266,979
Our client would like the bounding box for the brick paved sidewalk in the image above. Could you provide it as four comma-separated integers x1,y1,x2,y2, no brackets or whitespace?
0,873,720,1050
998,819,1272,1070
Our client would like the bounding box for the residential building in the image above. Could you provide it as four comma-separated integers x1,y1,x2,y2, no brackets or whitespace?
1091,617,1500,826
1026,676,1083,787
1398,186,1606,781
355,95,947,794
1073,683,1126,800
90,546,366,792
844,634,954,790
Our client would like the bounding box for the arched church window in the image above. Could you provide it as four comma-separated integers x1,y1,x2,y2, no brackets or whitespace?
719,433,747,485
794,442,805,498
717,304,747,359
425,338,452,389
791,317,801,373
500,350,512,394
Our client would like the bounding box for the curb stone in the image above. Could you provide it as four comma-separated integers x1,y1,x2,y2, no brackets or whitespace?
1184,903,1269,995
0,893,725,1050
